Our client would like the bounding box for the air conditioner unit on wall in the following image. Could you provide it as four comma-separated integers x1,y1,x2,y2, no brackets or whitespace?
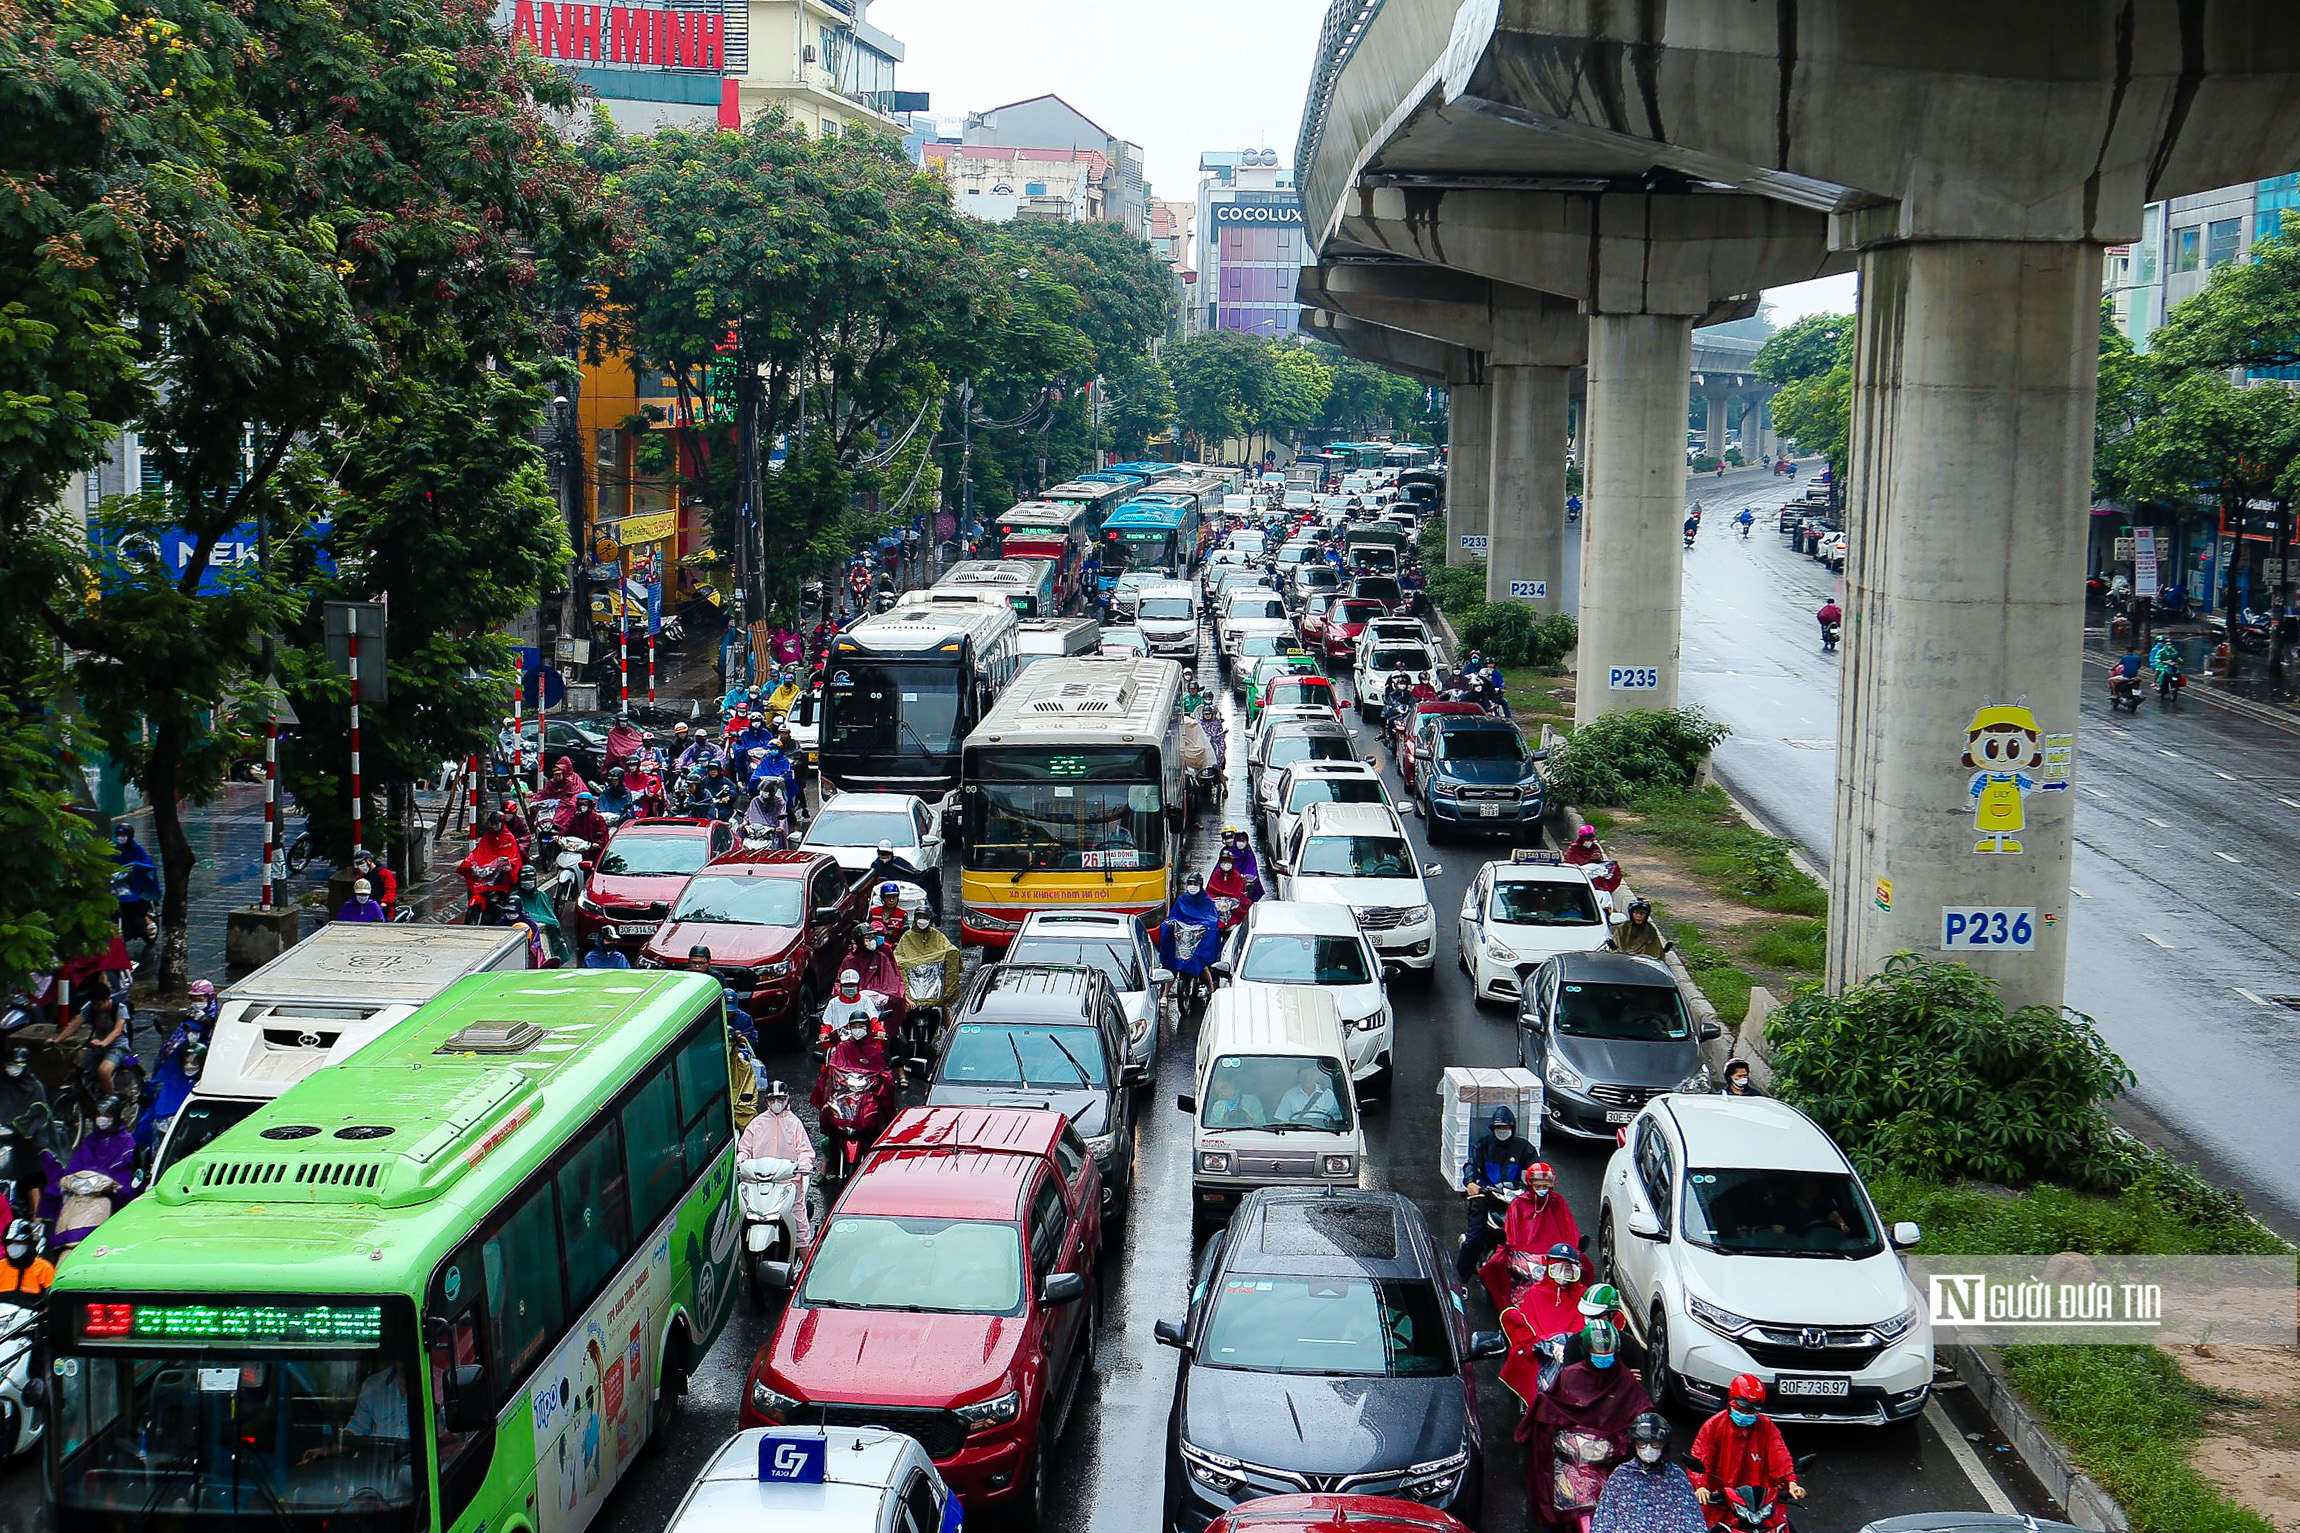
802,43,816,61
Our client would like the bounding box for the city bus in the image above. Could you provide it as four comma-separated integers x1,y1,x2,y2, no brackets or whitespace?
957,655,1187,945
925,557,1060,616
1098,500,1199,588
1105,461,1186,483
46,970,737,1533
992,500,1093,608
820,600,1021,804
1041,478,1135,542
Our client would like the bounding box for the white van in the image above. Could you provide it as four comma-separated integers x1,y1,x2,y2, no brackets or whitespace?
153,923,531,1174
1132,580,1200,658
1180,986,1365,1236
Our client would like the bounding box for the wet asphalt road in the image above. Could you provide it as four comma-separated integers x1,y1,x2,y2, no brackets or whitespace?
578,612,2035,1533
1680,465,2300,1237
0,542,2047,1532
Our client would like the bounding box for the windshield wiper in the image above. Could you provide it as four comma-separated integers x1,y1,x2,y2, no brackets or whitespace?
1006,1031,1034,1087
1043,1031,1094,1085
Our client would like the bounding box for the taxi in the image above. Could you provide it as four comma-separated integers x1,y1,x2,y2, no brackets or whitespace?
663,1426,961,1533
1455,851,1616,1005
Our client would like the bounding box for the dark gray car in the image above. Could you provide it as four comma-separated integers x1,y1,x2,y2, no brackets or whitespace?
1516,950,1721,1140
1155,1189,1504,1532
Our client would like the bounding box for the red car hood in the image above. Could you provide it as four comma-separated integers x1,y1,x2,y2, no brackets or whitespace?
640,919,799,966
773,1304,1023,1405
587,872,692,910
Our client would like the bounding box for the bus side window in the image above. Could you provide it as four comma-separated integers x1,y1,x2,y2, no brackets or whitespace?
674,1019,732,1170
555,1117,634,1307
622,1063,686,1230
481,1183,565,1397
428,1240,495,1525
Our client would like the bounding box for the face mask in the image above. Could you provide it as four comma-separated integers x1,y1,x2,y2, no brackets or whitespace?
1590,1351,1616,1370
844,1028,867,1043
1635,1444,1663,1465
1490,1126,1511,1142
1217,861,1233,871
3,1066,20,1079
1729,1407,1759,1428
766,1100,789,1116
95,1117,115,1132
3,1246,25,1262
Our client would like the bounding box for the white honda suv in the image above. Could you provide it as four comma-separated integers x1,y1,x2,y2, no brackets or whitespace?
1598,1094,1932,1426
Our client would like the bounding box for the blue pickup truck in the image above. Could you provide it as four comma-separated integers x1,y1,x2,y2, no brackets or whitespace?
1414,714,1548,840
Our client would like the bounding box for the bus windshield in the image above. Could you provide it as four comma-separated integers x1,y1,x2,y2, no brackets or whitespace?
823,661,965,761
52,1300,421,1522
1102,529,1177,577
963,747,1167,873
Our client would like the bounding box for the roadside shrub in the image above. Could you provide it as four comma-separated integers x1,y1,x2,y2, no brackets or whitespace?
1542,707,1727,807
1458,605,1578,668
1425,563,1484,617
1766,955,2137,1189
1417,517,1448,568
1728,837,1799,896
1690,453,1720,473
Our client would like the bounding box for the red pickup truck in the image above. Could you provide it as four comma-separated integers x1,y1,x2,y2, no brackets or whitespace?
740,1106,1103,1525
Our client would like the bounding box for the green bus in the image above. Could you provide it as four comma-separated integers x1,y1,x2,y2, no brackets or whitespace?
45,970,739,1533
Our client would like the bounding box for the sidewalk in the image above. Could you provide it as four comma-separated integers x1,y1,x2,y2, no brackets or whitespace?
2081,624,2300,730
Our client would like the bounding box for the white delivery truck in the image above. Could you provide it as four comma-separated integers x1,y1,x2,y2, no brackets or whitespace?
151,923,532,1174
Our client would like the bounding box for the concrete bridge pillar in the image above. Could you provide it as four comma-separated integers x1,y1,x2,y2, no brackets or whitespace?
1828,235,2102,1015
1446,367,1490,568
1575,312,1696,721
1485,364,1573,612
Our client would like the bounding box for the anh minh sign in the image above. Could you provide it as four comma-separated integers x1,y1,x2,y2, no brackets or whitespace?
509,0,723,69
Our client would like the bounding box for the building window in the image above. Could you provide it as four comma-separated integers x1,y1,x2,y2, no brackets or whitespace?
2262,210,2285,243
2135,204,2159,285
2206,218,2243,267
2172,225,2201,272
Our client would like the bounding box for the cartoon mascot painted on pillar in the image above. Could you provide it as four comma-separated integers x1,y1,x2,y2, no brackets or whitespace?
1961,701,2046,855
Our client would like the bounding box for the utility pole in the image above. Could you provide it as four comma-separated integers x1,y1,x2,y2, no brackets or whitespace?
959,378,973,565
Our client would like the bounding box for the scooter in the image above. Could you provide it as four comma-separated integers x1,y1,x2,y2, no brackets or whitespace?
2156,662,2186,706
736,1156,814,1310
1820,621,1840,653
0,1301,44,1457
817,1062,897,1187
50,1168,124,1254
539,831,594,921
2108,671,2145,714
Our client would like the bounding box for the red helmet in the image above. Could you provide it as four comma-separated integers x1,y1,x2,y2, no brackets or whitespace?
1728,1373,1767,1405
1527,1161,1557,1187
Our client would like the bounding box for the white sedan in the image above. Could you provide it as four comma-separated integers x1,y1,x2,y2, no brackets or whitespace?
1456,853,1615,1005
799,792,945,897
1352,638,1439,719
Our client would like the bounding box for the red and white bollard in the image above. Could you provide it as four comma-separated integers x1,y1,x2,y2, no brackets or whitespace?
260,713,279,908
348,625,364,860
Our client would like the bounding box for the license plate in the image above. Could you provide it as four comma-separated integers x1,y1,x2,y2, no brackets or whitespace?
1775,1376,1851,1398
1604,1109,1636,1124
1477,804,1500,817
617,922,659,937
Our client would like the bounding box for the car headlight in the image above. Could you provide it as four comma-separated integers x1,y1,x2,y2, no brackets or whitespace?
953,1388,1021,1433
757,959,793,980
1351,1006,1388,1034
1482,935,1517,963
1403,904,1432,924
750,1379,801,1420
1675,1064,1712,1093
1432,780,1459,796
1873,1304,1919,1343
1687,1293,1755,1338
1544,1054,1584,1092
576,890,602,914
1180,1442,1244,1495
1321,1153,1356,1177
1400,1450,1470,1502
1199,1150,1232,1175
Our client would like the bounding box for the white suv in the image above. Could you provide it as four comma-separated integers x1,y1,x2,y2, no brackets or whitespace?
1273,802,1438,979
1598,1095,1931,1426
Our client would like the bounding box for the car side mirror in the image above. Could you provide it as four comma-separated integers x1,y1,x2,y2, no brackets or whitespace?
1175,1092,1197,1114
1423,863,1443,877
1528,749,1550,763
1626,1204,1664,1241
1153,1317,1189,1350
1152,967,1174,988
1468,1329,1509,1361
1698,1022,1722,1042
1041,1271,1087,1307
442,1364,493,1435
812,905,840,926
1892,1221,1923,1248
903,1057,931,1081
1209,961,1232,982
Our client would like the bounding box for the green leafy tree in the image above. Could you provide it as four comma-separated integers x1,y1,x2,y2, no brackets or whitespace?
1754,313,1855,483
1101,354,1174,459
1313,348,1428,438
1751,313,1851,386
2144,231,2300,374
1164,332,1334,459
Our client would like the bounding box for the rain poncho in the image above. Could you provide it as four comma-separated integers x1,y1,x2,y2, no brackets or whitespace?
1158,893,1225,975
894,925,962,1006
1591,1457,1707,1533
1521,1360,1653,1526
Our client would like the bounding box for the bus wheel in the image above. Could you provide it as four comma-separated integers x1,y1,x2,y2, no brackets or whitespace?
648,1330,690,1449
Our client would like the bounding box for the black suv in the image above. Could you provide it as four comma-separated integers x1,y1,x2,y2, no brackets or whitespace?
922,963,1139,1215
1155,1188,1504,1531
1516,949,1722,1139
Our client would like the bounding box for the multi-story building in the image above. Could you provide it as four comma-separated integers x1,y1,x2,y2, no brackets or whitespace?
724,0,921,135
1194,149,1304,337
496,0,741,130
957,95,1148,235
927,143,1109,223
1149,199,1197,336
2111,175,2300,351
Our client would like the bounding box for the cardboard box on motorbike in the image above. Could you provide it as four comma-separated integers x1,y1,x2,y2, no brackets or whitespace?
1439,1065,1543,1190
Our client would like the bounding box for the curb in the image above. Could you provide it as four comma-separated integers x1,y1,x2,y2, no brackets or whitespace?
1944,1343,2132,1533
2080,649,2300,735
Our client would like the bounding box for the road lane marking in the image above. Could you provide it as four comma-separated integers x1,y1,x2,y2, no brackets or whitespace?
2071,887,2090,898
2216,851,2242,864
2281,798,2300,810
2145,816,2171,828
2143,932,2173,947
2214,770,2239,781
2159,748,2181,758
2235,988,2268,1007
1925,1400,2019,1516
2081,786,2110,800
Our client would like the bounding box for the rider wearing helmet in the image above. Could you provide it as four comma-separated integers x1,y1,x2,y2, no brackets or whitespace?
1458,1104,1541,1281
0,1219,54,1305
735,1080,818,1247
818,968,885,1047
1612,896,1669,959
1524,1316,1654,1528
1690,1375,1803,1530
1593,1413,1706,1533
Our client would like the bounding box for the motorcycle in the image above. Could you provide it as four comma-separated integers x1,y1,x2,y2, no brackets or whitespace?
2155,662,2186,706
538,831,594,920
2108,670,2145,714
1164,919,1220,1020
817,1061,897,1186
736,1156,815,1310
0,1300,42,1456
899,959,954,1059
1704,1453,1818,1533
1820,621,1840,653
457,851,519,925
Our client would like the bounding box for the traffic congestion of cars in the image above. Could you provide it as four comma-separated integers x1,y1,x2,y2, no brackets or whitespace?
49,453,1979,1533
